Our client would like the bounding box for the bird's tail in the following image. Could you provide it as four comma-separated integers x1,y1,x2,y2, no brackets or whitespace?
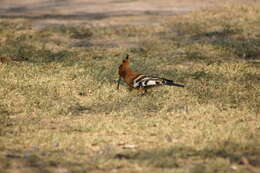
163,79,185,87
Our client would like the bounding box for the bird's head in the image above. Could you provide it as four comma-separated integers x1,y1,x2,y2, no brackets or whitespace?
119,54,130,73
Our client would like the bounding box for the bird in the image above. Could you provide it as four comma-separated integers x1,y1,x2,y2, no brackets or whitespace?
117,54,184,94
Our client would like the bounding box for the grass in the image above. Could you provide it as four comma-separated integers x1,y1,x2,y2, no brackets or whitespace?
0,4,260,173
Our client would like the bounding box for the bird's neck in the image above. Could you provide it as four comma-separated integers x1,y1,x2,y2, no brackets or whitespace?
121,65,139,82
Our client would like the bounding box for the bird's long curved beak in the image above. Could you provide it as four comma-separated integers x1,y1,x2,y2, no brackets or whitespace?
117,76,121,90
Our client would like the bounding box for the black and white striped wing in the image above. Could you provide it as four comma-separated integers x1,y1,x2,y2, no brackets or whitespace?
133,75,163,89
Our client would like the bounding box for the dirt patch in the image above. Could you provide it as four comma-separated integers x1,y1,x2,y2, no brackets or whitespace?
0,0,259,27
1,0,259,48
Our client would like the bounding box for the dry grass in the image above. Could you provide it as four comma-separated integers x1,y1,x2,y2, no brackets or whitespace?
0,5,260,173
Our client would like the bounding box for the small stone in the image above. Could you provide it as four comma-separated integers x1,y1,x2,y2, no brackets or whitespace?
56,168,70,173
231,165,238,170
53,141,60,147
176,49,185,54
122,144,137,149
23,151,32,158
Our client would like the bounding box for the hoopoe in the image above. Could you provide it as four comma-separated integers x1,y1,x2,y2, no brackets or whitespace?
117,54,184,94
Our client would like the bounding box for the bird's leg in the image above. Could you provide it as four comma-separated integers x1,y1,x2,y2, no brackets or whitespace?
117,77,121,90
141,89,148,96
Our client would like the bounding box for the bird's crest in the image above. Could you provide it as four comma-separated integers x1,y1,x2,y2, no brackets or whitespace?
122,54,129,64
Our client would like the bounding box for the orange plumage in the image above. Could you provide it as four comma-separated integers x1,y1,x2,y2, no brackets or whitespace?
117,54,184,94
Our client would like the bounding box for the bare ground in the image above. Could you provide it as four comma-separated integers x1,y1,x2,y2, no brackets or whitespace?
1,0,259,48
0,0,259,27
